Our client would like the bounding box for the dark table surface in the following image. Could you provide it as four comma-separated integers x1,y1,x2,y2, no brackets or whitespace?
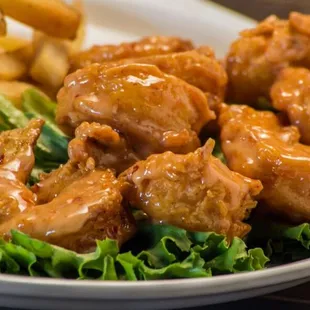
211,0,310,20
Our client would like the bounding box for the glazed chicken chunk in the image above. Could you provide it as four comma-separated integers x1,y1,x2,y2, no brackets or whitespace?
0,121,136,252
56,63,215,159
68,122,139,174
1,168,136,253
32,157,95,205
226,12,310,104
70,36,194,71
120,139,262,239
0,119,44,184
271,67,310,144
219,104,310,223
0,119,43,222
98,47,227,106
33,122,138,204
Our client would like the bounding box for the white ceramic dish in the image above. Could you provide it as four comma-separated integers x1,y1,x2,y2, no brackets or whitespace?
2,1,309,309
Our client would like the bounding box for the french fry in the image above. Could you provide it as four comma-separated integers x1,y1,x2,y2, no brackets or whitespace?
32,31,46,51
0,0,81,39
33,1,85,56
0,81,47,108
0,36,28,52
66,0,85,55
0,10,6,36
29,0,85,90
0,36,34,65
0,53,27,81
12,43,34,65
0,0,84,91
0,37,33,81
30,34,70,89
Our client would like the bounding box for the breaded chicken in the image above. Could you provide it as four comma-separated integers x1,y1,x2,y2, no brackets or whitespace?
1,169,136,253
70,36,194,71
271,67,310,144
69,122,139,174
226,13,310,104
56,63,215,158
33,121,139,204
120,139,262,239
31,157,95,204
219,104,310,223
0,120,43,223
97,48,227,106
0,119,44,183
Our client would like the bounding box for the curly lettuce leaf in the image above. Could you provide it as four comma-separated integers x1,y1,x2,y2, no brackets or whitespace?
22,89,56,123
189,231,268,273
0,90,68,183
22,90,69,163
140,251,210,280
0,245,20,275
137,223,191,268
0,94,51,156
280,223,310,249
248,217,310,264
0,91,68,161
0,94,29,128
0,225,268,280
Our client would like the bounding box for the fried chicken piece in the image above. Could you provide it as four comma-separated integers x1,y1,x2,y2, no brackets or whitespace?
32,157,95,204
226,13,310,104
69,122,139,174
33,122,139,204
1,169,136,253
56,63,215,158
219,104,310,223
70,36,194,71
0,119,44,184
98,48,227,105
0,120,43,223
120,139,262,239
0,179,35,222
0,122,135,252
271,67,310,144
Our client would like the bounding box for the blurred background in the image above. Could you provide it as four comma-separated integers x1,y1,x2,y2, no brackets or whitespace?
211,0,309,20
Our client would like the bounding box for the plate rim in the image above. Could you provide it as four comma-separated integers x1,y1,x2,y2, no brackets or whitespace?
0,258,309,300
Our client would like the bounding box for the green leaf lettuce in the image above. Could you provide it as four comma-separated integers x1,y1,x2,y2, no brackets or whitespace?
0,225,268,280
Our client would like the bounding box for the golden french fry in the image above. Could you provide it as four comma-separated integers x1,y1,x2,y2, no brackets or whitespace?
12,43,34,65
0,80,47,107
35,1,85,55
0,10,6,36
66,0,85,55
29,0,85,90
32,31,45,51
31,0,85,66
0,0,81,39
0,37,33,81
0,53,27,81
30,35,70,89
0,36,34,66
0,36,28,52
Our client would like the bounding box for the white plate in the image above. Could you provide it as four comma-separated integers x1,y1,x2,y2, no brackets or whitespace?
2,1,309,309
